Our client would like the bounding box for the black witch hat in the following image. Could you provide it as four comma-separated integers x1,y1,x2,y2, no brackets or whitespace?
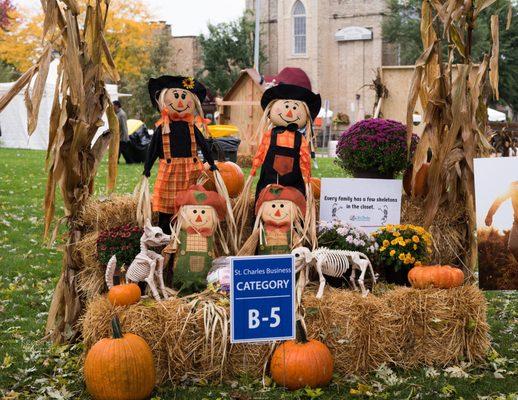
261,67,321,120
148,75,207,110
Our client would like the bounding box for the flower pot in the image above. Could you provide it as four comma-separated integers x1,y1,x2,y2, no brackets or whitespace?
352,170,395,179
383,267,411,286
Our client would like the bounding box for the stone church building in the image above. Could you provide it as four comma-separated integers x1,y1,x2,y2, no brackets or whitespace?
246,0,397,120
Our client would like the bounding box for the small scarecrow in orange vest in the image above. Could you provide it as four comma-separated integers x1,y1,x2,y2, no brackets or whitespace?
234,68,321,247
137,76,237,252
164,185,227,294
238,184,307,255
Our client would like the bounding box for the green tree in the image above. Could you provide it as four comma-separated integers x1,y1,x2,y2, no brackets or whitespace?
198,11,264,96
0,60,19,82
383,0,518,111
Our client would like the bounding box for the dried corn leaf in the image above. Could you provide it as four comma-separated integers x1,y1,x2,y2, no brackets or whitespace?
26,45,53,135
474,0,497,19
489,14,499,100
0,65,37,112
61,0,80,15
406,43,436,149
106,100,120,193
506,3,512,30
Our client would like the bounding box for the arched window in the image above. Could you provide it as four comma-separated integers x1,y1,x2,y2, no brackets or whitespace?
292,1,306,55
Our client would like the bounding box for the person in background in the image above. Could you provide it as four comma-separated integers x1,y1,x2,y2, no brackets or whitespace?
485,181,518,262
113,100,129,161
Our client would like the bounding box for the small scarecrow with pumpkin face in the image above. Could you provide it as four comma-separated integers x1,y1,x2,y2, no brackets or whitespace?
138,75,237,251
164,185,228,294
238,184,307,256
234,68,321,247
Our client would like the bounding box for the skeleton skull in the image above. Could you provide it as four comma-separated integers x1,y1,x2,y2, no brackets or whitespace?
143,219,171,247
180,205,217,233
260,200,296,225
162,88,196,117
291,246,313,266
269,99,308,128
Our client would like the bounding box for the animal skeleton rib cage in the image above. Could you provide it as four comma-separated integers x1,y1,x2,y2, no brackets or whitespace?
292,247,377,298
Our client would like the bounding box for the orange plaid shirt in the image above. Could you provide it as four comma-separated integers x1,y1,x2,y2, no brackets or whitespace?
250,129,311,181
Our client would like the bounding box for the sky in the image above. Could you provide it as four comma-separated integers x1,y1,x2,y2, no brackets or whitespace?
14,0,246,36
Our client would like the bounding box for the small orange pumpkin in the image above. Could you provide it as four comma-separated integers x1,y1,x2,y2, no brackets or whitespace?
84,316,155,400
408,264,464,289
310,177,321,200
270,322,333,390
204,161,245,198
108,283,141,306
403,162,430,197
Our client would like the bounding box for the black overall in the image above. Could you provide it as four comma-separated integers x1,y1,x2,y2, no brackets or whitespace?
255,126,306,201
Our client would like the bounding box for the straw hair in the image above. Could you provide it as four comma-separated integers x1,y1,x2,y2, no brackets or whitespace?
134,176,152,228
82,285,489,384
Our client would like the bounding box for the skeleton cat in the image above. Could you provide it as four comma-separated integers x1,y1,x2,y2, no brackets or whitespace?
105,220,171,301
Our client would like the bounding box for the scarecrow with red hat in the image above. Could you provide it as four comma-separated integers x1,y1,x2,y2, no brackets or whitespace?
234,68,321,247
238,184,307,256
136,75,237,252
164,185,228,294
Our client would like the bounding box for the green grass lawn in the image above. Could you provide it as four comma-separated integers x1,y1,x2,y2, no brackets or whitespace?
0,148,517,399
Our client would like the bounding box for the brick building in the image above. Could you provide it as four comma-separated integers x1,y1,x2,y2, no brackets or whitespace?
246,0,396,120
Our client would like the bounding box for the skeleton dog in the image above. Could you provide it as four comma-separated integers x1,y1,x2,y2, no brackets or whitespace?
105,219,171,301
292,247,376,298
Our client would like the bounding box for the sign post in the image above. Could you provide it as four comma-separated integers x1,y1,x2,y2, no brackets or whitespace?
230,255,295,344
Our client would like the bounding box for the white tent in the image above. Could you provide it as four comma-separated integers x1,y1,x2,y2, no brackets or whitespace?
0,59,120,150
488,107,506,122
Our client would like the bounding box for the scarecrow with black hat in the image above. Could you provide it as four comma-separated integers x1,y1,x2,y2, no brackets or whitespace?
234,68,321,247
136,76,237,252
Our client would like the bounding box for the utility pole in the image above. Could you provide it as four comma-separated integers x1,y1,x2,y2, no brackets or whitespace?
253,0,260,72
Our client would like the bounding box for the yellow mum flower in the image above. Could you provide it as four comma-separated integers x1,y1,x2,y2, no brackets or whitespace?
380,247,386,252
393,231,401,237
391,239,398,245
415,261,422,267
405,238,411,244
399,253,405,261
399,241,406,247
412,235,420,243
383,240,390,247
389,249,396,256
413,244,418,250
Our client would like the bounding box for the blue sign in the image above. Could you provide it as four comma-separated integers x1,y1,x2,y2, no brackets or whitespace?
230,255,295,343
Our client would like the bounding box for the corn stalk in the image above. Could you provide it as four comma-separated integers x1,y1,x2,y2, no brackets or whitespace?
0,0,120,342
407,0,500,273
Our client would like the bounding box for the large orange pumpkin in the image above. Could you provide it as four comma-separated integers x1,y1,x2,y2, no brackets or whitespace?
204,161,244,198
84,316,156,400
310,177,321,200
408,264,464,289
270,322,333,390
108,283,141,306
403,162,430,197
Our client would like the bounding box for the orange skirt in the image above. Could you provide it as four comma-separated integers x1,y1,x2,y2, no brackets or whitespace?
152,158,201,214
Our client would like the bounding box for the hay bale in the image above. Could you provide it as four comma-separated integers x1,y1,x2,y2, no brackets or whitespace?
303,287,400,375
401,196,469,267
76,232,104,299
77,195,138,232
81,286,489,384
384,286,489,368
